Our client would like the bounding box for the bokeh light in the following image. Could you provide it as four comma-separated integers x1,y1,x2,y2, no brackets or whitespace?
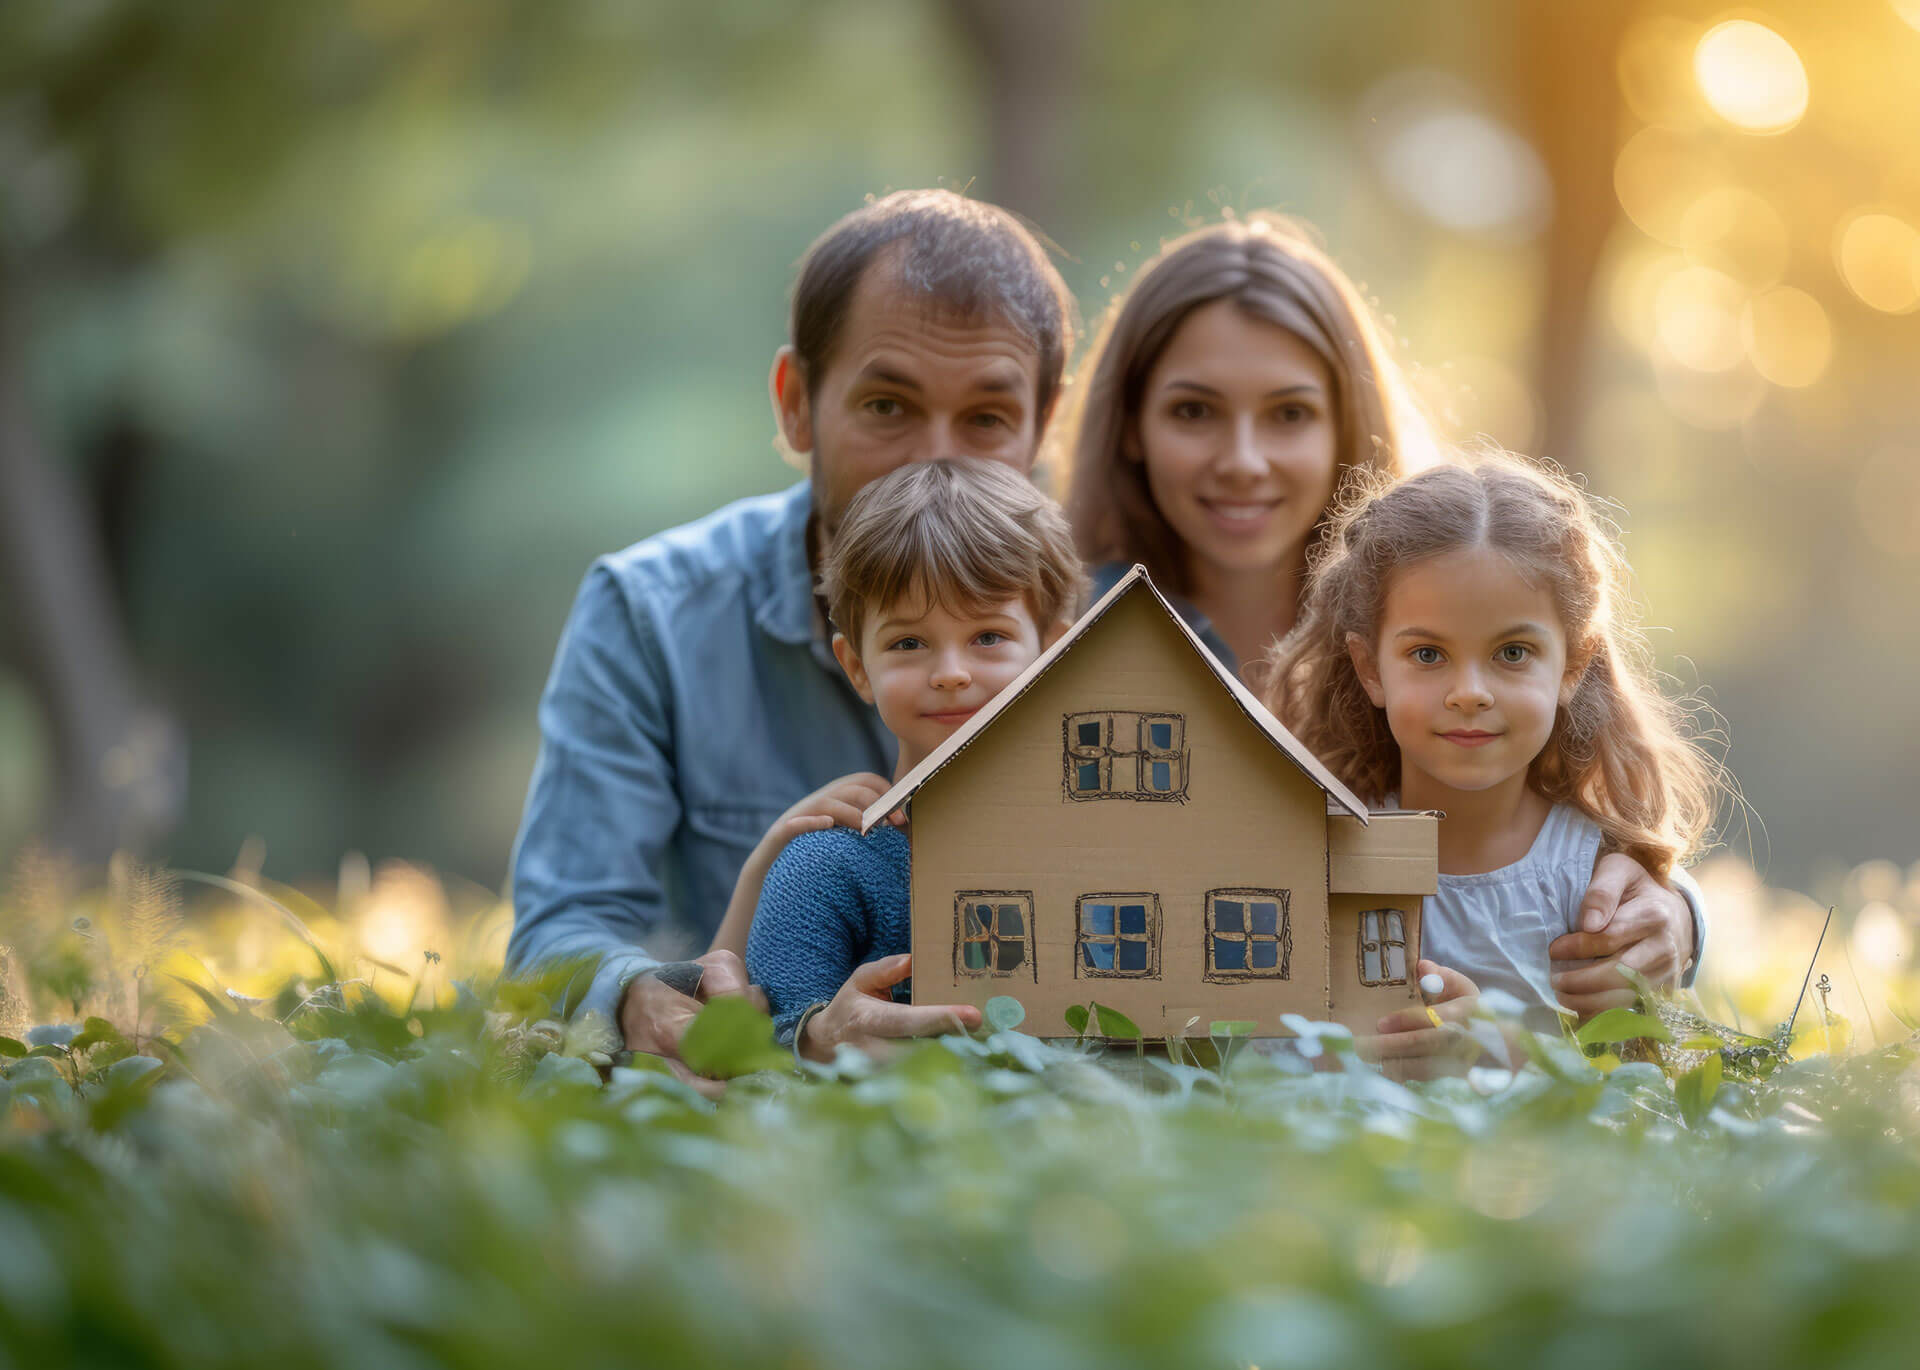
1742,286,1832,388
1679,186,1788,287
1614,127,1726,244
1693,20,1809,134
1654,265,1748,372
1896,1,1920,36
1835,211,1920,313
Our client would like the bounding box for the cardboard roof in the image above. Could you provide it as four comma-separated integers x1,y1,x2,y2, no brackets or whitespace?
860,564,1370,833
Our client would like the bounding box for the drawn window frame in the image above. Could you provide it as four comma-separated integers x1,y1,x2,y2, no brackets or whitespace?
1357,907,1409,987
1204,888,1292,981
1062,711,1189,802
953,892,1037,981
1073,892,1161,979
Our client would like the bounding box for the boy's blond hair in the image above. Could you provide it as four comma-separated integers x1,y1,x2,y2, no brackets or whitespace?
823,459,1086,652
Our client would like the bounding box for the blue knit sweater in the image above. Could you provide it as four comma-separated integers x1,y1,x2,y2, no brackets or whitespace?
745,823,912,1043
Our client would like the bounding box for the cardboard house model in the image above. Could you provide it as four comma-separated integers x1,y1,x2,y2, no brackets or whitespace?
859,565,1441,1040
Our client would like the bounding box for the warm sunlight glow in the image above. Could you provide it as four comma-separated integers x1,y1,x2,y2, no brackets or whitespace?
1617,17,1707,129
1614,127,1724,244
1694,21,1809,134
1836,212,1920,313
1743,286,1832,388
1895,1,1920,35
1679,187,1788,287
1655,265,1748,371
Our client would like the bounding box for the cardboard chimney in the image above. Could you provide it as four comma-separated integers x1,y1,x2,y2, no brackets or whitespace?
860,565,1439,1040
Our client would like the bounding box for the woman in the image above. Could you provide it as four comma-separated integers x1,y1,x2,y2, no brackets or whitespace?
1063,213,1430,680
1058,212,1705,1028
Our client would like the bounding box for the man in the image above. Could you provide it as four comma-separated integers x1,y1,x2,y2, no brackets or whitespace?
508,189,1700,1091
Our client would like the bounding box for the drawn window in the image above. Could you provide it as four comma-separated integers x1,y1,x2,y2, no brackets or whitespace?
1075,893,1160,978
1358,908,1408,987
1064,712,1188,801
1206,888,1291,980
955,892,1036,980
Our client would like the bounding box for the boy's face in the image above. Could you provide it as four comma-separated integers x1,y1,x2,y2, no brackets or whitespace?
834,593,1064,770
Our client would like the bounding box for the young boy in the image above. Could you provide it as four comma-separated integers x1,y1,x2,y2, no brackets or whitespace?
736,458,1084,1060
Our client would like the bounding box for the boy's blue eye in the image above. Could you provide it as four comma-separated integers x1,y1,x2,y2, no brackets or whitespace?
975,631,1005,646
889,636,924,651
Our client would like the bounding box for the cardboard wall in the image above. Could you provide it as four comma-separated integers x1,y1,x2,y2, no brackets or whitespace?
909,592,1334,1038
1327,893,1424,1029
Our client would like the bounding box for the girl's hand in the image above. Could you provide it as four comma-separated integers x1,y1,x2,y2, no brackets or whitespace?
798,955,982,1063
1364,960,1481,1055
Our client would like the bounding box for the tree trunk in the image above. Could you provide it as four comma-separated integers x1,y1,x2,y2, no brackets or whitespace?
945,0,1087,232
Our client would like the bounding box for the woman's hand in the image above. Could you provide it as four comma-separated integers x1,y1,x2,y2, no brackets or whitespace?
1549,853,1694,1017
798,955,982,1063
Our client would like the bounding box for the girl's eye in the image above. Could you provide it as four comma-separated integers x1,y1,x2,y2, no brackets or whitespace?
1498,643,1531,664
1171,400,1210,422
1411,646,1443,665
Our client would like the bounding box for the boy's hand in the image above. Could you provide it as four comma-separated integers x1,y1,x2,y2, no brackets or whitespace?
799,954,981,1063
772,771,903,843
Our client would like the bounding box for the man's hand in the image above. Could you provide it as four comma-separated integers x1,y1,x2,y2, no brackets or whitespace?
798,954,981,1063
618,950,770,1099
1549,852,1694,1018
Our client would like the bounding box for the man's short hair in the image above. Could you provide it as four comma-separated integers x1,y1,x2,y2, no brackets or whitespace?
789,189,1076,422
822,459,1086,653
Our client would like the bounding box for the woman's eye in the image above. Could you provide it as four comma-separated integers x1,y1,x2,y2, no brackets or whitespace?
1411,646,1443,665
969,412,1006,429
1498,644,1530,664
1277,403,1312,424
1171,400,1210,422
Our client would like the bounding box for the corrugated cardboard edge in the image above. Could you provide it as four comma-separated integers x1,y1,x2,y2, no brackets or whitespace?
861,564,1370,833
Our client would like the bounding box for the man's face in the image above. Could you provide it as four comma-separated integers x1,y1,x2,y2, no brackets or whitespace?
775,259,1046,537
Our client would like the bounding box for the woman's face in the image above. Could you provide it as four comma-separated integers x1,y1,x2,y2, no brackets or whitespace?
1134,297,1340,587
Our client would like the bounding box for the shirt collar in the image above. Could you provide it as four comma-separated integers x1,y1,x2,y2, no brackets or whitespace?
753,479,827,649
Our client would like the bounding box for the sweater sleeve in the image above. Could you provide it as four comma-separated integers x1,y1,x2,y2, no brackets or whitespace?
745,832,868,1044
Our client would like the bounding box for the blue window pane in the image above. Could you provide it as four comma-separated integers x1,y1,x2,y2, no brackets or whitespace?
1251,940,1279,970
1251,902,1277,935
1083,903,1115,935
1118,903,1147,935
966,906,989,937
1214,900,1244,933
997,905,1024,937
1151,761,1171,791
1078,721,1102,747
964,942,989,970
1150,721,1172,749
1077,762,1101,791
1214,937,1246,971
997,941,1025,972
1117,939,1148,972
1082,941,1115,970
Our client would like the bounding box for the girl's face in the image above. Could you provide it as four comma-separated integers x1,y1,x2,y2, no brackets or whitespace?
1134,298,1340,586
1347,544,1581,802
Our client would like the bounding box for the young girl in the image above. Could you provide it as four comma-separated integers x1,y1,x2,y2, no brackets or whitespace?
1264,452,1720,1031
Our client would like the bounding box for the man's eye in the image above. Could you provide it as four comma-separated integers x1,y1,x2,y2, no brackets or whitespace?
1171,400,1210,422
864,397,905,418
1411,646,1443,665
1498,643,1531,664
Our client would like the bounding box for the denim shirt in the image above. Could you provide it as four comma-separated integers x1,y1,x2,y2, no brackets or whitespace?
507,480,896,1025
